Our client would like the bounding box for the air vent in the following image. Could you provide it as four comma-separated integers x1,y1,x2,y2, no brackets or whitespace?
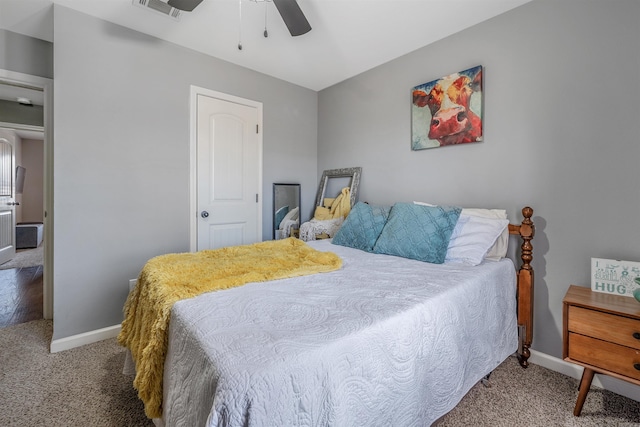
133,0,182,21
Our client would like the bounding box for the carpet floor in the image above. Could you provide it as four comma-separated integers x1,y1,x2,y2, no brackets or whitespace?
0,320,638,426
0,244,43,270
0,320,152,427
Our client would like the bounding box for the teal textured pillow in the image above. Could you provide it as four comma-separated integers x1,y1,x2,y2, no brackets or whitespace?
373,203,461,263
332,202,391,252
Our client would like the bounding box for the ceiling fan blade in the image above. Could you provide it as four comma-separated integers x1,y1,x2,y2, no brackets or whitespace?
167,0,204,12
272,0,312,37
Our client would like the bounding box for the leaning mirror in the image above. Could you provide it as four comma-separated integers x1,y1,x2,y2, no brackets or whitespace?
273,183,301,239
314,167,362,210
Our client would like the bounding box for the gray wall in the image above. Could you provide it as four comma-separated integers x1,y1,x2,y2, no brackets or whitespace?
52,6,318,339
0,29,53,79
317,0,640,358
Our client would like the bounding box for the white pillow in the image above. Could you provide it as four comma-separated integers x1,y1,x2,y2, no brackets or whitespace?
279,206,299,228
413,201,436,207
414,202,509,261
445,214,509,266
461,208,509,260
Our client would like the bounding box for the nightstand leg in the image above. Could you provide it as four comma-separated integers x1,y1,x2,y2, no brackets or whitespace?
574,368,595,416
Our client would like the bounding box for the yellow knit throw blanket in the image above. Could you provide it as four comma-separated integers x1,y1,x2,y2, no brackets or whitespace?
313,187,352,221
118,238,342,419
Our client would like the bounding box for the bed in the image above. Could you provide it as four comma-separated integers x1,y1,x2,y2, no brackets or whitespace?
120,203,534,427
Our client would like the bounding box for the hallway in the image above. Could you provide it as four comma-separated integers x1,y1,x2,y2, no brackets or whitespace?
0,266,43,328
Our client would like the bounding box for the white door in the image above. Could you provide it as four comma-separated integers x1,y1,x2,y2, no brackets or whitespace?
196,94,261,250
0,137,16,265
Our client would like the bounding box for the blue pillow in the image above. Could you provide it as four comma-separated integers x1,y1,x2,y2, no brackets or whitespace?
275,205,289,228
373,203,461,263
332,202,391,252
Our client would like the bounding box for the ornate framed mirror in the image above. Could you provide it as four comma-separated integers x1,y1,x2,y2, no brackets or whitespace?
314,167,362,209
273,183,301,239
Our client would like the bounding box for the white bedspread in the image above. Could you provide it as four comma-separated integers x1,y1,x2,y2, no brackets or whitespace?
162,240,517,427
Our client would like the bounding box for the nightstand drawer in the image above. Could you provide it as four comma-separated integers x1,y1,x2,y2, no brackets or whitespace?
568,333,640,381
568,306,640,350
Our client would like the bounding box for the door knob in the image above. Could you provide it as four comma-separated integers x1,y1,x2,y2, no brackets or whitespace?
201,211,209,218
6,202,19,206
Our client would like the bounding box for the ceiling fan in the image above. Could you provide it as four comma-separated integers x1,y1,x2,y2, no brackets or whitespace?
167,0,312,36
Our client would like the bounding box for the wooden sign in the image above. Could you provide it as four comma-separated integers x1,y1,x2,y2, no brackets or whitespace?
591,257,640,297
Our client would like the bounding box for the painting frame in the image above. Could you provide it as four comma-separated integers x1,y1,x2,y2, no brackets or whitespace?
411,65,484,151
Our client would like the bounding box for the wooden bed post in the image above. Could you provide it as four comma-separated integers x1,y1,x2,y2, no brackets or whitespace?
508,207,534,368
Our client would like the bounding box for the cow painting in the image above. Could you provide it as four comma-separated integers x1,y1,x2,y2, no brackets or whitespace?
411,66,483,150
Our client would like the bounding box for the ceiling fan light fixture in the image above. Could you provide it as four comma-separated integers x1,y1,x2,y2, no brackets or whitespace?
250,0,311,37
273,0,311,36
133,0,182,20
167,0,204,12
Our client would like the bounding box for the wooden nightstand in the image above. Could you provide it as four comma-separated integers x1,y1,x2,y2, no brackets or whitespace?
562,285,640,416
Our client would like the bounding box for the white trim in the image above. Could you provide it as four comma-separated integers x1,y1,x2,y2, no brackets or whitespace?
529,349,640,402
0,69,50,88
0,122,43,133
189,86,264,252
0,69,53,320
189,86,198,252
50,324,121,353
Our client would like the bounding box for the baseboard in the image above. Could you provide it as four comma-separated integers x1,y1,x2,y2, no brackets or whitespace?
50,280,137,353
529,349,640,402
50,324,121,353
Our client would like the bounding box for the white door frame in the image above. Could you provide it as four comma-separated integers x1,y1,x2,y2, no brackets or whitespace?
189,86,263,252
0,69,53,320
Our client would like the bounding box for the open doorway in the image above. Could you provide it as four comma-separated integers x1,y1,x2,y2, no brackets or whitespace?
0,69,52,324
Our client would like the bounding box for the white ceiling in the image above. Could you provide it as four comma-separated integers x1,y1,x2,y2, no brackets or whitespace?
1,0,532,91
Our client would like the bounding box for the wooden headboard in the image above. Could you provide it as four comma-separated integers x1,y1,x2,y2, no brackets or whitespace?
508,207,535,368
